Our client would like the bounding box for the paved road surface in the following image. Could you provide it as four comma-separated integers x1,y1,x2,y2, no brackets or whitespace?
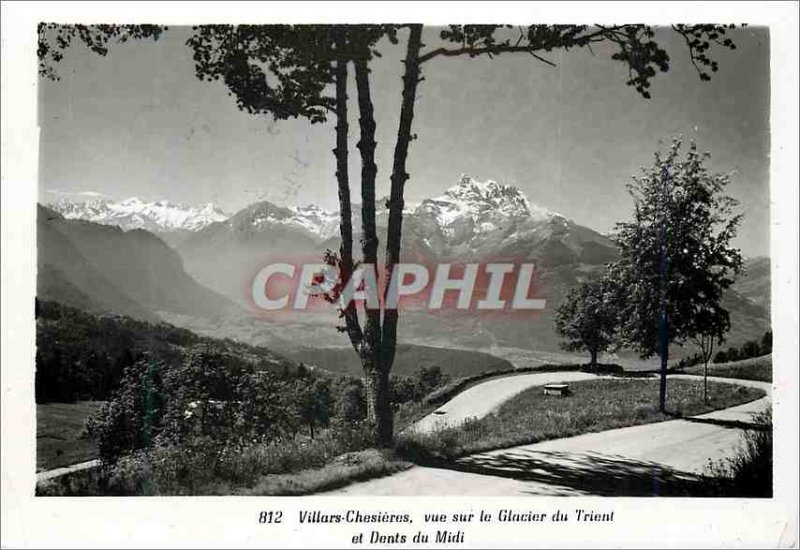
327,375,770,496
409,371,598,433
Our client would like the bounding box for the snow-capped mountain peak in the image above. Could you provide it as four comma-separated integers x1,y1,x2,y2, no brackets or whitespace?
49,197,229,233
287,204,340,239
415,174,558,238
230,201,340,239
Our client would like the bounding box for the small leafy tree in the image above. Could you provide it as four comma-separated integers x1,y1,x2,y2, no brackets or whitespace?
555,276,620,371
309,377,333,438
89,344,299,461
688,309,729,404
613,138,743,411
236,371,287,442
761,330,773,354
741,340,761,359
713,349,730,364
414,365,450,396
389,375,422,406
87,358,166,461
333,378,367,423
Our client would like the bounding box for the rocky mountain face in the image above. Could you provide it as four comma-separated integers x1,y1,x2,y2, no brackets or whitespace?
403,175,618,265
37,205,239,322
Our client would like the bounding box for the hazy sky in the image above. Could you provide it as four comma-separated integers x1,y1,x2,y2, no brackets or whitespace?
39,25,770,257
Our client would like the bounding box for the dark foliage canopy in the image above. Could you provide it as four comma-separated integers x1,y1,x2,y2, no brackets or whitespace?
38,23,166,80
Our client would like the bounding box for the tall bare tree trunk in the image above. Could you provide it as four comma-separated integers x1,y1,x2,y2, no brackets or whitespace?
354,53,392,447
590,348,598,373
703,336,714,404
659,326,669,413
333,32,363,351
382,24,423,370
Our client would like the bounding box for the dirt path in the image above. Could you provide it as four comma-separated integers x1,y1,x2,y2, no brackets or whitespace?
37,459,99,482
326,375,770,496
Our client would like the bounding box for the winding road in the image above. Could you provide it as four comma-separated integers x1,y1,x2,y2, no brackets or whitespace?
409,371,598,433
327,374,771,496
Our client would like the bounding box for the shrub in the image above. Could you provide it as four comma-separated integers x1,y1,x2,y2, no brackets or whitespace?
86,359,166,460
88,344,351,463
707,408,772,497
333,378,366,422
713,350,729,364
710,330,772,365
390,375,423,405
415,365,451,395
761,330,773,354
101,421,375,495
740,340,761,359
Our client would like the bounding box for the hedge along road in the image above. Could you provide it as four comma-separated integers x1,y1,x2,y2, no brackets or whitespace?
328,375,771,496
408,371,599,434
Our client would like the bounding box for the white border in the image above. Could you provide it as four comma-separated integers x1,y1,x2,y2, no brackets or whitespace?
2,2,798,548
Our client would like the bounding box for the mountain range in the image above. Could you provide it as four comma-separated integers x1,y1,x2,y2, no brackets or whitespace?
49,197,229,248
172,175,620,300
43,175,770,354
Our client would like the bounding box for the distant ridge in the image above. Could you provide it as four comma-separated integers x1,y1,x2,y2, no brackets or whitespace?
37,204,239,322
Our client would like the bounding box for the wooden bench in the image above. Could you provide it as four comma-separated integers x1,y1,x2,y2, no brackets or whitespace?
543,383,570,396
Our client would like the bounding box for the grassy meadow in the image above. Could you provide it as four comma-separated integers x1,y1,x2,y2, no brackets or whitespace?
37,401,104,471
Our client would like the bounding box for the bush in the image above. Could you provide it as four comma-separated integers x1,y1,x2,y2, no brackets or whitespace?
761,330,773,354
389,366,452,408
333,378,366,422
711,331,772,365
389,375,423,406
707,408,772,497
239,449,411,496
100,421,376,495
88,344,353,463
86,360,166,460
740,340,761,359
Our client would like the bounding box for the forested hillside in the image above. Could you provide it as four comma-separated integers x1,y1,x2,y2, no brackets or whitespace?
35,300,295,402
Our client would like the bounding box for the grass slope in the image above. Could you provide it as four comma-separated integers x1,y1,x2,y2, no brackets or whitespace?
37,401,104,471
678,354,772,382
238,450,412,496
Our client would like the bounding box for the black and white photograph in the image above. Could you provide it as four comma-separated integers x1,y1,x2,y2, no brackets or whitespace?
2,2,798,548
